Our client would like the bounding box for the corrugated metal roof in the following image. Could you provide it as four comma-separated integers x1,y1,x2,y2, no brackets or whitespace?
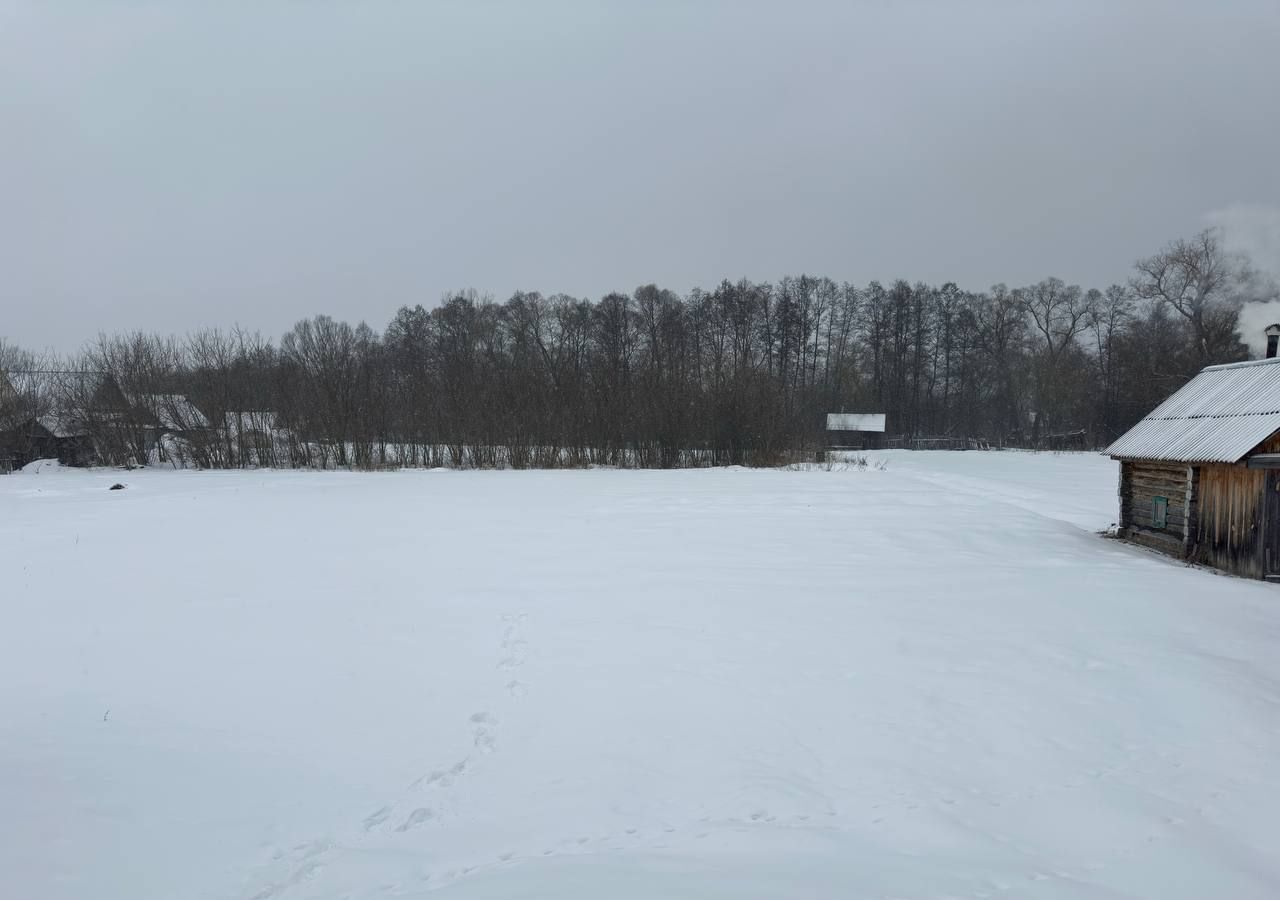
1107,357,1280,463
826,413,886,432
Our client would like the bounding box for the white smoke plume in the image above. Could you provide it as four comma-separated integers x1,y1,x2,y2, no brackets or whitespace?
1206,204,1280,356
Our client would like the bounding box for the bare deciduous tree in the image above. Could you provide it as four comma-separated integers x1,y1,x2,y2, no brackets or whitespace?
5,227,1272,473
1131,228,1252,364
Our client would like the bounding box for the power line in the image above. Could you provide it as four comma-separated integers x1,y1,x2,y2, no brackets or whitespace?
2,369,105,376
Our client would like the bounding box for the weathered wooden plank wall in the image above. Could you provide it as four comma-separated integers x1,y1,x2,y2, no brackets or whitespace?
1196,463,1265,579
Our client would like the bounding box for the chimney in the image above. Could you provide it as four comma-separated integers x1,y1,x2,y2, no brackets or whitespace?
1268,324,1280,360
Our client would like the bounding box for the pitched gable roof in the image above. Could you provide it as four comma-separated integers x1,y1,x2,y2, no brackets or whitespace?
1107,357,1280,463
120,392,210,430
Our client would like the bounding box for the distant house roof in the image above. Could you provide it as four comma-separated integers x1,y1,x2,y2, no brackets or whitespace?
1107,357,1280,463
124,393,210,431
826,413,886,433
37,414,90,439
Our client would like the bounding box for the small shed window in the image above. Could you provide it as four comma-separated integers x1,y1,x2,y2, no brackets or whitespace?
1152,495,1168,529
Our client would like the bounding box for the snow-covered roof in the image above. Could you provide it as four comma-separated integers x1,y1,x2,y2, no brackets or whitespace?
37,414,89,438
826,413,886,432
1107,357,1280,463
125,393,210,430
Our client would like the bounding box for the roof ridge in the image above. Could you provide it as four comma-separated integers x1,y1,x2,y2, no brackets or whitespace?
1202,356,1280,372
1147,410,1280,420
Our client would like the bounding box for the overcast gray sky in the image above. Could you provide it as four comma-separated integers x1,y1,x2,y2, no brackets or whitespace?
3,0,1278,351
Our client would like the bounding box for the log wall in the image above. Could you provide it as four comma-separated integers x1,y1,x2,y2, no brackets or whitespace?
1119,460,1192,557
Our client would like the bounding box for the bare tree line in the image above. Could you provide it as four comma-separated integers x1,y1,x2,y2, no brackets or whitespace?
2,228,1274,471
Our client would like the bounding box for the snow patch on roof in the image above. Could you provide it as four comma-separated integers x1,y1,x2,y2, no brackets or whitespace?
826,413,886,432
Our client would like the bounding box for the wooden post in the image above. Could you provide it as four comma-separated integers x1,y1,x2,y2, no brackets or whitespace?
1117,460,1130,535
1183,465,1199,559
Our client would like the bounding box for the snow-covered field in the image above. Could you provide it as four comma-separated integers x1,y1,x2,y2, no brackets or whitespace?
4,452,1280,900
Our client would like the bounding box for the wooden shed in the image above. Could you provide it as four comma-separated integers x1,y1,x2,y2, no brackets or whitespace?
825,413,886,450
1108,340,1280,580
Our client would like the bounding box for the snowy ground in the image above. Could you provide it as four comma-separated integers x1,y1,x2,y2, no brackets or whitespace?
3,451,1280,900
